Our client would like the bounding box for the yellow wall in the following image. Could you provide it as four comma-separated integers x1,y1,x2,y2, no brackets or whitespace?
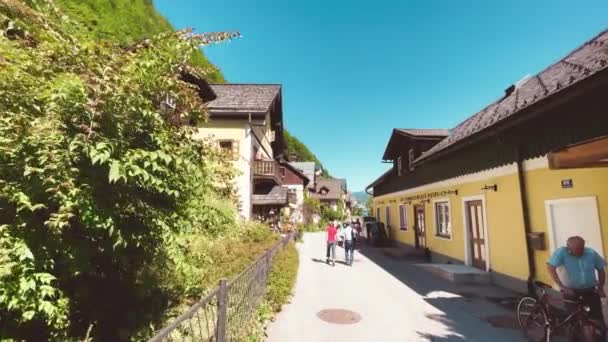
525,167,608,284
374,163,608,285
195,120,247,142
373,166,531,282
194,120,252,218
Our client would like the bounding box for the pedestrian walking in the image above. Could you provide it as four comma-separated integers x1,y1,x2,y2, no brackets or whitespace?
325,222,337,266
340,220,358,266
335,220,344,248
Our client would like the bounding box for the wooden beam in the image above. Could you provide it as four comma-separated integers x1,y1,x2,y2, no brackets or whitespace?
548,136,608,169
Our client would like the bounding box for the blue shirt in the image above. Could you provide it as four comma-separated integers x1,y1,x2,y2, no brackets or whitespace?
548,247,607,289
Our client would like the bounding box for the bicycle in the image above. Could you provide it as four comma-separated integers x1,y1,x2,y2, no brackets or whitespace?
517,280,606,342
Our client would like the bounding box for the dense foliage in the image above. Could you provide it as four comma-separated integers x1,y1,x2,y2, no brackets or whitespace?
0,0,242,339
284,130,329,177
54,0,226,83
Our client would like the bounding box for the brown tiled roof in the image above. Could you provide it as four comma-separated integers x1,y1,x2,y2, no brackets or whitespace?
252,186,288,205
311,178,343,200
207,84,281,114
416,29,608,163
396,128,449,137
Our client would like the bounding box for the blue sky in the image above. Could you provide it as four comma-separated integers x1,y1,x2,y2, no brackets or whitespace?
156,0,608,191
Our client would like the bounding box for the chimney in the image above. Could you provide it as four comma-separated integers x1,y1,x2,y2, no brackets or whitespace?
504,84,516,98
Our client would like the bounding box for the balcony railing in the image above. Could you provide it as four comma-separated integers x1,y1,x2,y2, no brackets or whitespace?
253,160,281,184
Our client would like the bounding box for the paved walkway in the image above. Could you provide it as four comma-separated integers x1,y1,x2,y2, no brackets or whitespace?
267,232,526,342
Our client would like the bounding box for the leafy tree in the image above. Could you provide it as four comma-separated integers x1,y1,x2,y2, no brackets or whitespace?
0,1,238,339
366,196,374,217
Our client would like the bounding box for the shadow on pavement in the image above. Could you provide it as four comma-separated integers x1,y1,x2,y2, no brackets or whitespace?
310,258,357,267
358,242,525,342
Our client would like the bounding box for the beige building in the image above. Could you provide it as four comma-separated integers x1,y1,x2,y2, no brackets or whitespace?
194,84,287,219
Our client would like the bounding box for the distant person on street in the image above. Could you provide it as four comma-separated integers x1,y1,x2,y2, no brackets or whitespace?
325,222,337,266
340,221,358,266
353,218,362,244
354,218,361,231
547,236,606,340
335,220,344,247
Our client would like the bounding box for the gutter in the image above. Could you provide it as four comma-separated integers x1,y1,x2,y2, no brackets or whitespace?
515,146,537,295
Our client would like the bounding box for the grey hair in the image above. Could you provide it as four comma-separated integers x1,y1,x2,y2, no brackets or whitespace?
567,236,585,245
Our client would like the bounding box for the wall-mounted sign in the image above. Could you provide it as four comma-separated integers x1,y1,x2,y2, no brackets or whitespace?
561,179,573,189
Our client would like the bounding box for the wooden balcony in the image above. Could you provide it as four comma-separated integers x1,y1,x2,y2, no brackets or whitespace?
253,160,281,185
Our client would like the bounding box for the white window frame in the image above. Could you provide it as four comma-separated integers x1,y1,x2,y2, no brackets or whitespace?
433,198,452,239
376,207,381,222
397,156,403,176
399,204,408,230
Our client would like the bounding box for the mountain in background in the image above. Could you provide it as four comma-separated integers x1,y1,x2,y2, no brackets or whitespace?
351,191,369,205
55,0,330,174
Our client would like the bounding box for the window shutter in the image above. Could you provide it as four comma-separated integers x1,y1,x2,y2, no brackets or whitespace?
397,156,403,176
409,149,415,171
231,140,239,160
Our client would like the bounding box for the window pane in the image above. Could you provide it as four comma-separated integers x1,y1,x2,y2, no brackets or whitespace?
435,202,450,236
476,206,484,239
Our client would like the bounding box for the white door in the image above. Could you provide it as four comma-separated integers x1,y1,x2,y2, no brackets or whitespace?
545,196,604,257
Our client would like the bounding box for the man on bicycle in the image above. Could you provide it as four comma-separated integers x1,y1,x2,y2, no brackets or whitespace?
547,236,606,340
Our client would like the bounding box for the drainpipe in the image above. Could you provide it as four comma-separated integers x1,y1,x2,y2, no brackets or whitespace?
515,147,537,295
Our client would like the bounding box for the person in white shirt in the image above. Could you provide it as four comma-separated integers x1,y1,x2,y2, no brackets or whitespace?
340,221,358,266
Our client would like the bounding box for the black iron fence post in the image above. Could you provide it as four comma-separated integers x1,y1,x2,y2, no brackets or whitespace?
217,279,228,342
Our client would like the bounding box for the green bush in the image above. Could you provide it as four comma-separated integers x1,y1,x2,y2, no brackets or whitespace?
321,205,344,222
246,241,299,340
266,242,299,312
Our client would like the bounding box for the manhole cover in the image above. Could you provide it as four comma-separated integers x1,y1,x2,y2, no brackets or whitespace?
484,315,519,329
317,309,362,324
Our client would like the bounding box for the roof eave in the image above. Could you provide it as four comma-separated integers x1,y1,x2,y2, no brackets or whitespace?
414,68,608,166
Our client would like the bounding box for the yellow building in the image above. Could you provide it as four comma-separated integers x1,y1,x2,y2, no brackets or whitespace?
367,29,608,293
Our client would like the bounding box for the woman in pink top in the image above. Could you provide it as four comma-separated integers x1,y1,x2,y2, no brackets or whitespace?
326,223,338,266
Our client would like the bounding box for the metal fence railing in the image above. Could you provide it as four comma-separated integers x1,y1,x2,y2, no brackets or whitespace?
148,231,296,342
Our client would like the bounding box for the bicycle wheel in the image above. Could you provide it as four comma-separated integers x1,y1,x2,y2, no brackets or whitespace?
518,297,549,342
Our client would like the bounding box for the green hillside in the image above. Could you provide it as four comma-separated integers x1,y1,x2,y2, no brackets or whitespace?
56,0,327,173
284,130,330,177
55,0,226,83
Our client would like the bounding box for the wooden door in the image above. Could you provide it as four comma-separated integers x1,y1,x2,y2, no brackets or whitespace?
414,205,426,249
466,200,486,270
